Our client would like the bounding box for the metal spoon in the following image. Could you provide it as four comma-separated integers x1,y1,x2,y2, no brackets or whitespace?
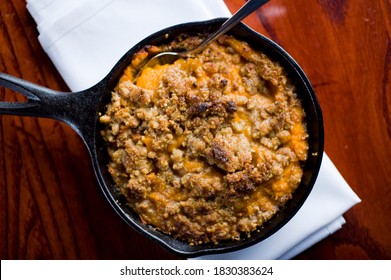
135,0,271,79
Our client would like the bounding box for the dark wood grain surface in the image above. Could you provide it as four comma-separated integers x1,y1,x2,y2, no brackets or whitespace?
1,0,390,259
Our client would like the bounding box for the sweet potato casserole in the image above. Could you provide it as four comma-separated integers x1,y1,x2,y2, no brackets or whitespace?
100,34,309,245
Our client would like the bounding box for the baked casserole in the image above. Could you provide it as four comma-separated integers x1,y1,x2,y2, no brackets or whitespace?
100,34,309,245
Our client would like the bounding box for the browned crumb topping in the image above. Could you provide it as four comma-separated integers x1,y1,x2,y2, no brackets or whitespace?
100,34,309,245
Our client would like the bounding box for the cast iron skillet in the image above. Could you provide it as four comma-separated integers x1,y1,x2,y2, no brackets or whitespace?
0,18,324,257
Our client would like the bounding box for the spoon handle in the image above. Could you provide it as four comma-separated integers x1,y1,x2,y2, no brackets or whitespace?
186,0,271,56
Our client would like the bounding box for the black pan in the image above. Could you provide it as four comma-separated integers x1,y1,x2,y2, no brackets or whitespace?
0,18,324,257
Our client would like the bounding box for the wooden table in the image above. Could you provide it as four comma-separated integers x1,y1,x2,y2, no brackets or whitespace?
1,0,390,260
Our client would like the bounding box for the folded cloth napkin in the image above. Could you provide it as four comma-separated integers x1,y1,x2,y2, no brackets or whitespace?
27,0,232,91
26,0,361,259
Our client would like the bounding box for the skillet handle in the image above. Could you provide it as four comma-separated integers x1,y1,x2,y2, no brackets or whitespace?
0,72,69,118
0,73,98,142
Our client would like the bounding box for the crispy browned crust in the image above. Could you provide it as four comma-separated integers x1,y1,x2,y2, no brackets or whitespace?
100,34,308,245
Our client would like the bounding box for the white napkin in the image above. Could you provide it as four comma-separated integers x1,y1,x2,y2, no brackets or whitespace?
27,0,232,91
26,0,361,259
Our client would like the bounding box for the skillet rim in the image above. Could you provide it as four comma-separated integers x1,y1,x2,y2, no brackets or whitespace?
91,17,324,257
